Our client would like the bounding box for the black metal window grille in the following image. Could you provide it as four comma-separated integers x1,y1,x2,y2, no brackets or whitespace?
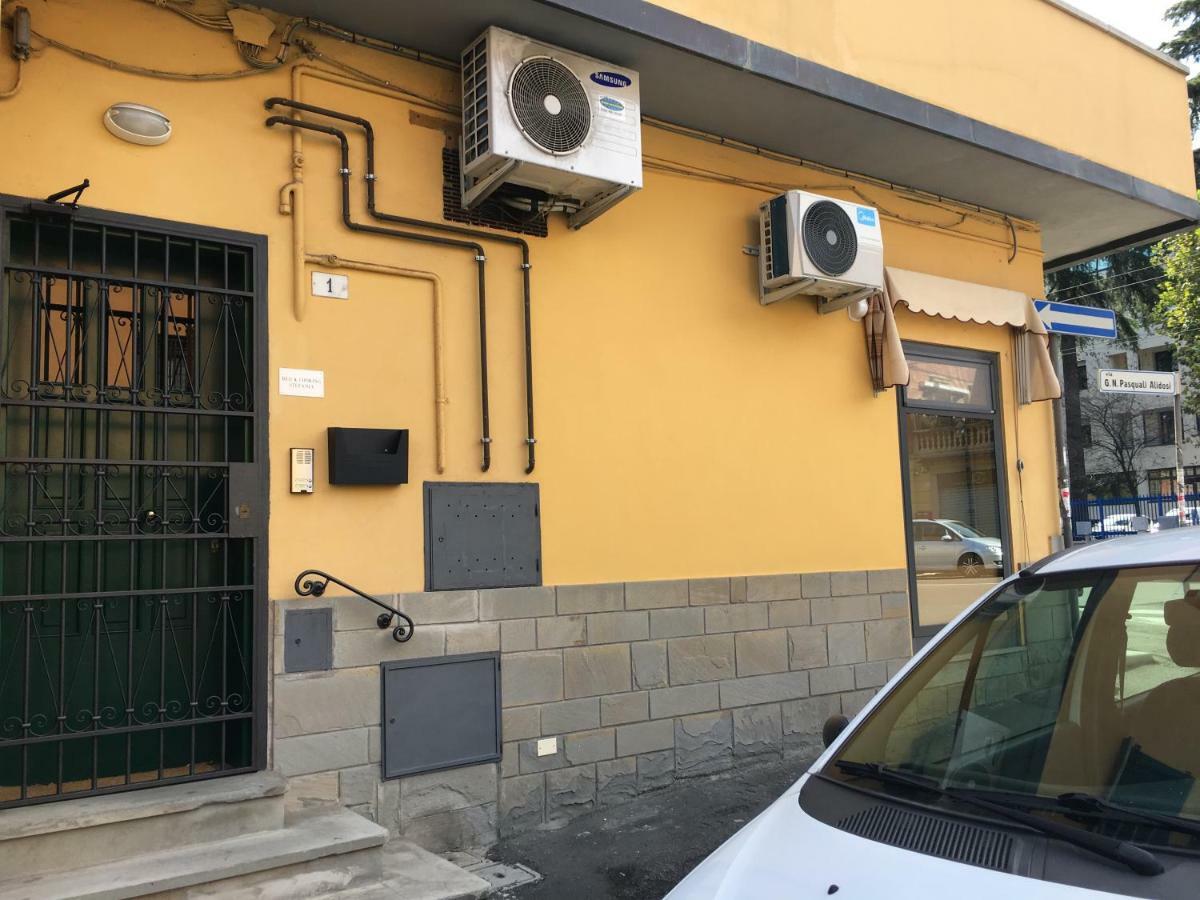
0,209,263,808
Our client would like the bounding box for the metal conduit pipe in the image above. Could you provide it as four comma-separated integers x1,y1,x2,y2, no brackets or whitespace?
306,252,448,474
266,115,493,472
264,96,538,475
278,179,306,320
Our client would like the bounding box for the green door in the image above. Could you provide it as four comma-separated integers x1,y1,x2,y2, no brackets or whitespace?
0,204,266,806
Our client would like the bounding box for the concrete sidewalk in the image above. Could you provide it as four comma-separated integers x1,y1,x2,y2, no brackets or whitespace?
488,754,808,899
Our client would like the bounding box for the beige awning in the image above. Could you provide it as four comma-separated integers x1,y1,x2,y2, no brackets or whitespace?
885,267,1028,327
863,267,1061,403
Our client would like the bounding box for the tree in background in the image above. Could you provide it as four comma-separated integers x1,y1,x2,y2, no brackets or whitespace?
1163,1,1200,182
1044,1,1200,508
1079,392,1153,497
1154,2,1200,416
1044,249,1161,505
1153,228,1200,412
1164,2,1200,126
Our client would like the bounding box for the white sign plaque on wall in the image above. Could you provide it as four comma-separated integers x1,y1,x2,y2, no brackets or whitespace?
311,271,349,299
279,368,325,398
1097,369,1176,396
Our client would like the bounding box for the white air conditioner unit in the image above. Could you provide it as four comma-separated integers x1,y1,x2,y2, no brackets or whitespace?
758,190,884,312
460,26,642,229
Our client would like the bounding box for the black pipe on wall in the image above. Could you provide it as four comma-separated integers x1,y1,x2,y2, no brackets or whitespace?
265,115,493,472
264,97,538,475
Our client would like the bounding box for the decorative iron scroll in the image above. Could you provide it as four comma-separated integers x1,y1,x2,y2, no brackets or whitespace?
293,569,414,642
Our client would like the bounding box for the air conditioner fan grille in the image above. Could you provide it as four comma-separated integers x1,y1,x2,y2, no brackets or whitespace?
508,56,591,155
802,200,858,277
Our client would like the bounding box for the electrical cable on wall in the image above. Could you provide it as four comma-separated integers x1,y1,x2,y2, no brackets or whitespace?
642,156,1033,257
641,117,1039,236
0,55,19,98
28,0,1030,251
28,27,284,80
1,2,31,99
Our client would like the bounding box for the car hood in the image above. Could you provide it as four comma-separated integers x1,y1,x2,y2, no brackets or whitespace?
665,775,1126,900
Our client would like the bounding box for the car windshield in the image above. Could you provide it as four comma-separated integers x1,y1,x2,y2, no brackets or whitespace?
944,520,986,539
827,563,1200,851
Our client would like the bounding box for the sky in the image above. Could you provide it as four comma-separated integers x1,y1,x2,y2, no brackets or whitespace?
1067,0,1180,52
1069,0,1198,145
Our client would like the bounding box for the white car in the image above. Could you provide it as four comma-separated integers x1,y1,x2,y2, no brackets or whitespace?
668,529,1200,899
1091,513,1139,536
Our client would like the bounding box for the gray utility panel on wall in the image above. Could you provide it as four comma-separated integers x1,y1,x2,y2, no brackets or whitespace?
424,482,541,591
283,608,333,673
381,652,502,779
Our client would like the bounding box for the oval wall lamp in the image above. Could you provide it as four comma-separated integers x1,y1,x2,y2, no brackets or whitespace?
103,103,172,146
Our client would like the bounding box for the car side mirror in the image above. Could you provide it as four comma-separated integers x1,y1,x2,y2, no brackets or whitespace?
822,714,850,748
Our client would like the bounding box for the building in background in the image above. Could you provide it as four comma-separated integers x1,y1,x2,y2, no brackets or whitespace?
1076,328,1197,498
0,0,1195,892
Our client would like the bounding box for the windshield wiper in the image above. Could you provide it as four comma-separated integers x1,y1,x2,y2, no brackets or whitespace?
836,761,1164,877
1057,792,1200,840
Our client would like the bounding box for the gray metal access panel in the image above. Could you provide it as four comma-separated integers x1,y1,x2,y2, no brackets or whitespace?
283,608,333,673
424,482,541,591
381,652,502,778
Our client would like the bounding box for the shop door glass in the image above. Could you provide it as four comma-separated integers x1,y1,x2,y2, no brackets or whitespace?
901,350,1010,634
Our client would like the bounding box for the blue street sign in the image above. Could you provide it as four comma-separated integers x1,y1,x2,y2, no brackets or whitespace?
1033,300,1118,338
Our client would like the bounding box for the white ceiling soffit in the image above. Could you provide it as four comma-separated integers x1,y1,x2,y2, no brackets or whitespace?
263,0,1200,269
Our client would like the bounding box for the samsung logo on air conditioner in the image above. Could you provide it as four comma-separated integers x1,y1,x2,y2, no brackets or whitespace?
590,70,632,88
856,207,877,227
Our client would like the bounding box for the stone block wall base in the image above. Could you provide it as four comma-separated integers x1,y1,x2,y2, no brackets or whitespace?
271,568,911,850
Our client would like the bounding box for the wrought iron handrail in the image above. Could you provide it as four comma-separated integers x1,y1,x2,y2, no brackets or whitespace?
293,569,414,642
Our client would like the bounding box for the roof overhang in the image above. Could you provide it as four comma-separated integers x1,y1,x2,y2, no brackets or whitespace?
264,0,1200,269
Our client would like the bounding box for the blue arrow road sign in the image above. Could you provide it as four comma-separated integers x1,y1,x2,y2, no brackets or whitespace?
1033,300,1118,338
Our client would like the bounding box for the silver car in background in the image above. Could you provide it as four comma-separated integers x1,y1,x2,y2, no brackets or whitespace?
912,518,1003,577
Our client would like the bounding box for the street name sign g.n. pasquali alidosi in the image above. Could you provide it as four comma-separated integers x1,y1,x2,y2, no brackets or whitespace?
1097,369,1177,395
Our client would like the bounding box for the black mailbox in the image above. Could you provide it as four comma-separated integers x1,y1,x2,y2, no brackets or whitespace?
327,428,409,485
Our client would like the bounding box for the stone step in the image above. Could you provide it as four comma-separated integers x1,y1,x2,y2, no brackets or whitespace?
340,841,493,900
192,839,492,900
0,806,385,900
0,771,287,879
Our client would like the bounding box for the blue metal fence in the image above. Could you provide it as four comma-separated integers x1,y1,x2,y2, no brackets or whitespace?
1071,495,1200,540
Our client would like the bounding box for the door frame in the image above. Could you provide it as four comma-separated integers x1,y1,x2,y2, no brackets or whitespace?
0,194,271,787
896,341,1013,641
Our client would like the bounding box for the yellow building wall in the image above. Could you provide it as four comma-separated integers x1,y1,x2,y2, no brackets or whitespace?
0,2,1062,599
658,0,1197,198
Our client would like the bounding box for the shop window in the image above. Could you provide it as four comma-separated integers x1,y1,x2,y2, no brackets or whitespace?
1153,348,1175,373
904,357,994,412
1076,364,1088,389
900,346,1010,637
1108,352,1128,370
